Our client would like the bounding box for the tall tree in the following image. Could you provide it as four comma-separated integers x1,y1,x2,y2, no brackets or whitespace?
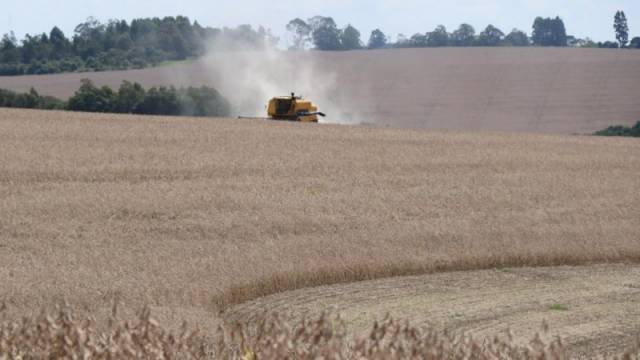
286,18,311,50
477,25,504,46
532,17,567,46
451,24,475,46
614,11,629,48
67,79,116,113
531,17,546,45
114,81,146,113
504,29,529,46
368,29,387,49
551,17,567,46
73,17,106,59
0,16,249,75
395,33,409,47
49,27,70,59
427,25,449,47
0,32,19,63
308,16,342,50
21,34,51,63
341,24,362,50
409,33,427,47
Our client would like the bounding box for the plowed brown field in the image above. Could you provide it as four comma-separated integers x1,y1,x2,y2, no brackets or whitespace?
0,108,639,355
1,48,639,133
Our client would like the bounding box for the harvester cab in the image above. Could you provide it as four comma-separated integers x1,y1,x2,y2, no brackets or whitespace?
267,93,326,123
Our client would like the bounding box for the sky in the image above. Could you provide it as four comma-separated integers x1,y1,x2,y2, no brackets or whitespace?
2,0,637,45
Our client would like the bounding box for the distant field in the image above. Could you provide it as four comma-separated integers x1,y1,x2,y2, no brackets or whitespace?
1,48,639,134
1,108,639,347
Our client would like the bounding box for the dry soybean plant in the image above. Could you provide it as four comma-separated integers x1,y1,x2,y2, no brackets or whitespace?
0,304,210,359
221,313,568,360
2,305,637,359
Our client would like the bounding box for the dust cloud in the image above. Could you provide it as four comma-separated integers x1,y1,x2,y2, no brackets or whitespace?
199,38,361,125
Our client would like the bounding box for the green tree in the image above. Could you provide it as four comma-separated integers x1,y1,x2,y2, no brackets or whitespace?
21,34,52,63
114,81,146,113
0,16,276,76
0,80,231,116
137,86,181,115
309,16,342,50
504,29,529,46
341,24,362,50
599,41,619,48
49,27,70,59
409,33,427,47
477,25,504,46
532,17,567,46
12,88,41,108
395,33,409,47
451,24,475,46
427,25,449,47
0,89,17,106
532,17,549,45
38,95,66,110
0,32,20,63
614,11,629,48
631,37,640,49
286,18,311,50
368,29,387,49
73,17,106,59
551,17,568,46
578,37,598,48
180,86,231,116
0,87,63,109
67,79,116,112
595,121,640,137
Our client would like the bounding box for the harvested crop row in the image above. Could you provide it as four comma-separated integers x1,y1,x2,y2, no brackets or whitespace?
226,264,640,357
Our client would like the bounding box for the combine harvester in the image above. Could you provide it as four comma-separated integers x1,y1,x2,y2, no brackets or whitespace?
239,93,326,123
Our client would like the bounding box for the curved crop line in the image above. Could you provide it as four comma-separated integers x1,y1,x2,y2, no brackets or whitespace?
213,251,640,312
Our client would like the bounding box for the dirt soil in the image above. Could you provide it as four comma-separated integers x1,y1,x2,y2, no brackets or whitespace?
1,48,639,134
227,264,640,357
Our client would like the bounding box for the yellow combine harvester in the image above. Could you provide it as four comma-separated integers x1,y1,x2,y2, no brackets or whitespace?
239,93,325,123
268,93,326,122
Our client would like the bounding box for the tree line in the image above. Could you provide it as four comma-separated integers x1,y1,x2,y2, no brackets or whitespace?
287,14,639,50
0,12,637,76
0,16,276,76
0,80,231,117
595,121,640,137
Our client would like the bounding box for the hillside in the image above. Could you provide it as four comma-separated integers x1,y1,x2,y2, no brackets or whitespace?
1,48,639,133
1,108,639,355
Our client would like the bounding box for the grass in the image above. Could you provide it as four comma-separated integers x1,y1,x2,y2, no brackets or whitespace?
0,108,639,338
156,58,197,67
550,303,570,311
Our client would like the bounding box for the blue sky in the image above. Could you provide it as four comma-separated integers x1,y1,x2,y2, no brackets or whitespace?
2,0,637,44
